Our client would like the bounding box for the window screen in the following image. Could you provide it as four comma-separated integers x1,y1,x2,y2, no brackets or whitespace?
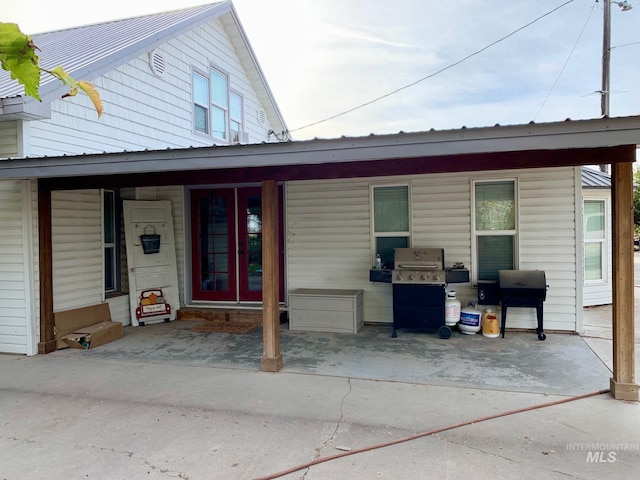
584,200,605,281
474,180,517,282
372,185,410,268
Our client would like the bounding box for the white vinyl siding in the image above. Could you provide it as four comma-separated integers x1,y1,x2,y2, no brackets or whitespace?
0,121,19,158
51,190,103,312
286,167,578,331
26,18,274,157
0,180,34,354
106,294,131,327
583,189,612,306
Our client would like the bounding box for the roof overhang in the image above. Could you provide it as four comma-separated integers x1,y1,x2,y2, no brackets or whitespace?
1,116,638,189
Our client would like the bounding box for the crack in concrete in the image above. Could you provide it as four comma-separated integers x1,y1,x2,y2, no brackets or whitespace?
550,470,581,478
302,377,353,479
5,436,188,479
435,435,521,464
84,443,189,479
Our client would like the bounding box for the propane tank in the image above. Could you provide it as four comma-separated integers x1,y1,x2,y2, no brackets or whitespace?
482,308,500,338
445,291,461,327
458,302,482,335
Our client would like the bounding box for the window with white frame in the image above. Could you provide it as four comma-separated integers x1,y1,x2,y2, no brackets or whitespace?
473,179,517,282
210,68,228,139
584,199,606,282
372,185,410,268
230,91,243,143
193,71,209,134
103,189,121,294
192,67,231,141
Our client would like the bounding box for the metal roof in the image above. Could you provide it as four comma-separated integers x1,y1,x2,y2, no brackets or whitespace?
1,2,225,99
1,115,638,181
0,1,287,133
581,166,612,188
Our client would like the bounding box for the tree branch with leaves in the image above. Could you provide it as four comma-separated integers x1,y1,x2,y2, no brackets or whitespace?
0,22,103,117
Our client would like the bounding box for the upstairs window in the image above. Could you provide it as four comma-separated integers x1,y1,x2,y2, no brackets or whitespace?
371,185,410,268
192,67,232,141
210,68,228,139
230,91,244,143
472,180,518,282
193,72,209,134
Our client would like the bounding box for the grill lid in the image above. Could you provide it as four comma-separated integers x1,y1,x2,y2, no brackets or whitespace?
392,248,445,284
394,248,444,269
498,270,547,299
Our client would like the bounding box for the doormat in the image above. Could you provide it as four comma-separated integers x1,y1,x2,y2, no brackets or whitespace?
190,318,262,334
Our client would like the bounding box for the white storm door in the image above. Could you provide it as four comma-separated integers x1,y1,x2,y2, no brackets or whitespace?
123,200,180,326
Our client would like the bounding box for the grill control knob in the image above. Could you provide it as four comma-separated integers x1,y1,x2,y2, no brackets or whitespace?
421,275,427,281
408,274,415,281
396,273,403,281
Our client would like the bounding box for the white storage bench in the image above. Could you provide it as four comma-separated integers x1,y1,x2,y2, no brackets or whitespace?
288,289,364,334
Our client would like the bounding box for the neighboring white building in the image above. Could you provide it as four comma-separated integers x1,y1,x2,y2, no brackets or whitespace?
581,167,613,307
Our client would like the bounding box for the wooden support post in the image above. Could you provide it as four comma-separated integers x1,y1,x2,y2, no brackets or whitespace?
37,186,56,354
610,161,639,401
260,180,283,372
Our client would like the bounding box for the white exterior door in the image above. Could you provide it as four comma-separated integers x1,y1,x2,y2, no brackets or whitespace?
123,200,179,326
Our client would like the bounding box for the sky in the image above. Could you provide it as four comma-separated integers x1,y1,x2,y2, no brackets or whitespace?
3,0,640,141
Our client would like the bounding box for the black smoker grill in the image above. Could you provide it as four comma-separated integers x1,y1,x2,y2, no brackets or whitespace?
498,270,548,341
391,248,450,339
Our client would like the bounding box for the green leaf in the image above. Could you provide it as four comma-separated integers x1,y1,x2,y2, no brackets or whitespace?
0,23,41,100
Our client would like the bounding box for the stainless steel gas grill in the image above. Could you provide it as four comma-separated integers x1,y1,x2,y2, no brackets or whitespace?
498,270,548,340
391,247,450,338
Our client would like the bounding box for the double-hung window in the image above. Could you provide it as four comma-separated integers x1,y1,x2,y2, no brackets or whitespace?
584,199,606,282
230,91,243,143
371,185,410,268
192,67,231,141
193,72,209,134
210,68,229,139
473,180,518,282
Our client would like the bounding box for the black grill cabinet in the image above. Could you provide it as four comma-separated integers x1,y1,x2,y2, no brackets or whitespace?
498,270,548,341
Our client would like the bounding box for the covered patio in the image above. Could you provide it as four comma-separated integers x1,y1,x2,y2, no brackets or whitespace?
1,116,638,400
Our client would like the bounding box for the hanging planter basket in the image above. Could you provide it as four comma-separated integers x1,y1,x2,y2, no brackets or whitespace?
140,225,161,254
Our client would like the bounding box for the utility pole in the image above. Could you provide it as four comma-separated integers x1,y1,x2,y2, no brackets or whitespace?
601,0,612,122
600,0,633,173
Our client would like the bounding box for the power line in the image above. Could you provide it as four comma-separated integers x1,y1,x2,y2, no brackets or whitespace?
287,0,575,136
533,0,597,121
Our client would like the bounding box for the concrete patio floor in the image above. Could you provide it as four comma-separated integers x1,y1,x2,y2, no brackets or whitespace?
51,317,610,398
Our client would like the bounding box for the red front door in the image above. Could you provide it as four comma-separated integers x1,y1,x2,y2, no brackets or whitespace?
191,187,284,302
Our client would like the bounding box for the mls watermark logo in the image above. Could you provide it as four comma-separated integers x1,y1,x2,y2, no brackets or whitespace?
585,450,617,463
566,442,639,463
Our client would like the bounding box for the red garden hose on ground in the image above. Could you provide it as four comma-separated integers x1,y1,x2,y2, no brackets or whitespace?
253,388,611,480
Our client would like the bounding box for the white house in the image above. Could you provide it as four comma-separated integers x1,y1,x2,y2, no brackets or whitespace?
0,3,637,400
0,1,285,354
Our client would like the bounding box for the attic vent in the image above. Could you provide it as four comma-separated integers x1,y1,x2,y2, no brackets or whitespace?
149,49,166,78
257,108,267,126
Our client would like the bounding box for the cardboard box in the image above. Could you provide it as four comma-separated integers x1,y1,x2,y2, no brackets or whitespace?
54,303,123,349
60,320,123,349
